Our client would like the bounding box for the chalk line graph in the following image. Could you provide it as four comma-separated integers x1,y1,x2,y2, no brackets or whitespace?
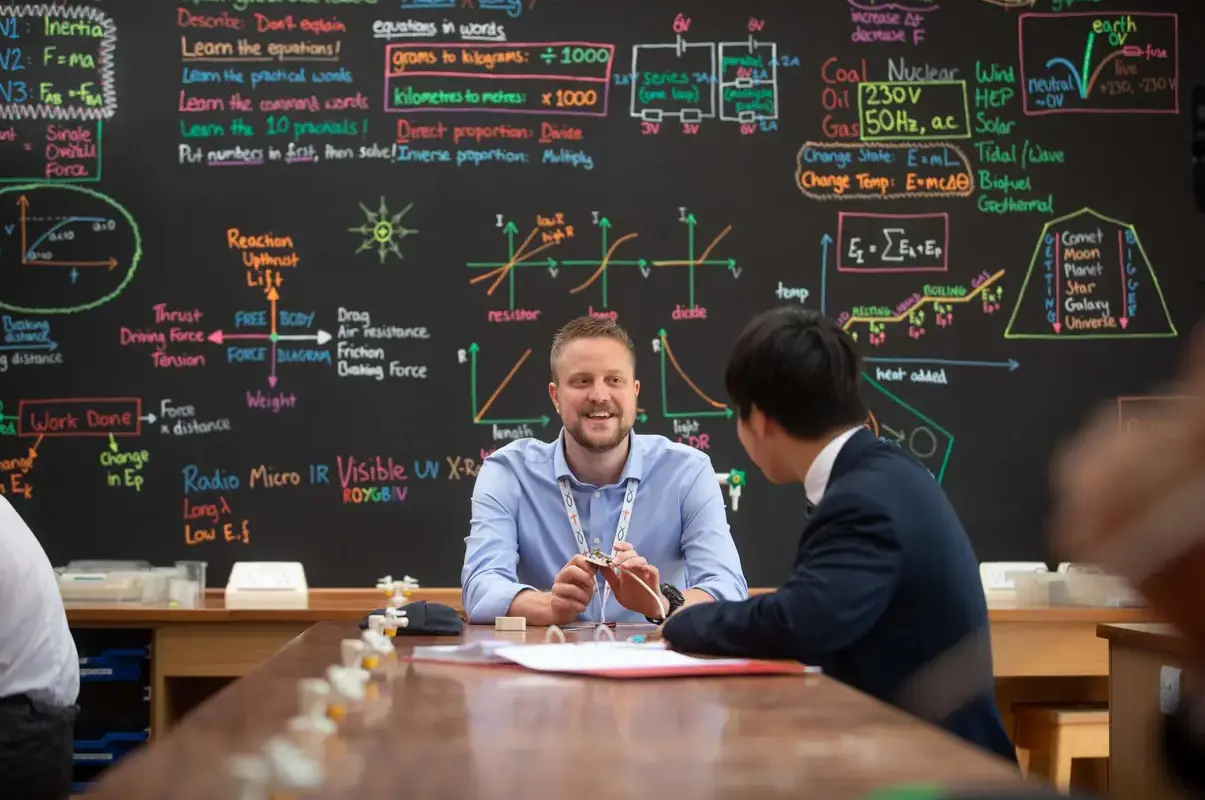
654,330,733,420
466,210,739,310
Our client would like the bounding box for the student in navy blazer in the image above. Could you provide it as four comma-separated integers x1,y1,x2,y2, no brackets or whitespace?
661,307,1018,764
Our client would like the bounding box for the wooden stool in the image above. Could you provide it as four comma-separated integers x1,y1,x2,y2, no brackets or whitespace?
1013,704,1110,793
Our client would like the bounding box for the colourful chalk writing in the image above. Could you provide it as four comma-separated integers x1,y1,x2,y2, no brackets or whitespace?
857,81,971,141
863,374,954,481
0,5,115,121
625,28,787,135
1004,208,1176,339
653,330,733,422
181,472,251,545
796,142,974,200
334,307,430,381
397,0,529,17
18,397,143,437
157,399,232,437
836,269,1006,347
100,434,148,492
119,304,207,369
177,5,361,168
971,59,1062,216
335,454,409,504
0,120,103,183
847,0,938,47
466,208,739,318
0,183,140,316
462,342,552,429
818,56,866,141
384,42,614,117
206,226,332,391
1018,12,1178,115
837,212,948,272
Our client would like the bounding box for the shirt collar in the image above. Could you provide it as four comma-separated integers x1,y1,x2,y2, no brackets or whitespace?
553,428,644,486
803,426,863,506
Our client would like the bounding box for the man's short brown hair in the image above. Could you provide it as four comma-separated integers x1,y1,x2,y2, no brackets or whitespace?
549,316,636,381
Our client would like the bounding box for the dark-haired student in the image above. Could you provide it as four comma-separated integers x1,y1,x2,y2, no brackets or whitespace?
660,307,1018,764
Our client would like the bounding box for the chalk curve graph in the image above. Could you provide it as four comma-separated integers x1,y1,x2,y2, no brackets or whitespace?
0,183,142,315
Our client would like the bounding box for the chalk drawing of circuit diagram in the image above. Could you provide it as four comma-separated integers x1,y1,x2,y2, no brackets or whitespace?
627,34,779,126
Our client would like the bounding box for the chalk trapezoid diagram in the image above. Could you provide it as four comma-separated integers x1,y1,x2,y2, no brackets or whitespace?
0,183,141,315
1004,207,1175,340
861,372,954,483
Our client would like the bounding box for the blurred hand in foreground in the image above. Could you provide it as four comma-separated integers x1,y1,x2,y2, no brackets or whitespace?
1051,324,1205,654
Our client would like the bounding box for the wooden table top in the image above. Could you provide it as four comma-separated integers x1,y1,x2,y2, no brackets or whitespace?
84,621,1032,799
1097,622,1191,660
64,587,1159,625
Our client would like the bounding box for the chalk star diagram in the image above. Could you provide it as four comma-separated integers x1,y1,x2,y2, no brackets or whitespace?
349,197,418,263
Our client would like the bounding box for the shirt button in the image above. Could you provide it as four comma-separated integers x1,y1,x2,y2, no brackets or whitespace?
593,538,600,544
594,491,600,497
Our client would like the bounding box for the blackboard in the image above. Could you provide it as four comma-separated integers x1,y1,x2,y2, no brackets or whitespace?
2,0,1202,590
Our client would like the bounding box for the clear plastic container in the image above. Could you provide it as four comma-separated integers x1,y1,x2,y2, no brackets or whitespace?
1012,570,1144,607
169,560,207,608
56,560,152,603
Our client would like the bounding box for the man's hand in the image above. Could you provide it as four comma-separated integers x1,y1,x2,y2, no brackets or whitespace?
604,541,667,619
549,555,598,625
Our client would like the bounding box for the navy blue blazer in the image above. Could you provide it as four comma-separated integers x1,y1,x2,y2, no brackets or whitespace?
662,428,1017,763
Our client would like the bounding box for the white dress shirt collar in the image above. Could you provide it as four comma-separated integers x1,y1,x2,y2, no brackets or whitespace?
803,426,864,506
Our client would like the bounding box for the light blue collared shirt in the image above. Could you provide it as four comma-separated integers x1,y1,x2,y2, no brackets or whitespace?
461,430,748,623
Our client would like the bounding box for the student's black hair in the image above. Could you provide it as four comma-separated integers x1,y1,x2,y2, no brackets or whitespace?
724,307,867,439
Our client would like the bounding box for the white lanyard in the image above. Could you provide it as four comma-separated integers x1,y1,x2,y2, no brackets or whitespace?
558,476,639,622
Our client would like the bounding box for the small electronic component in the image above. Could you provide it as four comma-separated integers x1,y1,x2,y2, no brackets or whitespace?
584,548,613,567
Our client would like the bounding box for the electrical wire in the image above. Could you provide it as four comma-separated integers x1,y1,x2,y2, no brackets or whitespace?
609,563,669,620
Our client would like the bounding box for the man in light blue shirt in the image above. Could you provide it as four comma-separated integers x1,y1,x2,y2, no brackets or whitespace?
462,316,748,625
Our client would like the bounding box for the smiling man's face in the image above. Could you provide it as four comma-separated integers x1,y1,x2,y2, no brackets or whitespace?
550,336,639,452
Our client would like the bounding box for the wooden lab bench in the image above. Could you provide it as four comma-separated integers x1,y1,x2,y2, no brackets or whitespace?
65,588,1157,743
1097,623,1195,799
80,620,1035,799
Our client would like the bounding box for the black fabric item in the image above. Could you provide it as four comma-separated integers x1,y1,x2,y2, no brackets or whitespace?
358,601,464,635
0,696,75,800
1160,691,1205,796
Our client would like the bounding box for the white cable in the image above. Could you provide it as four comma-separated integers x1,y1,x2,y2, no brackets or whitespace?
594,624,615,642
610,564,669,620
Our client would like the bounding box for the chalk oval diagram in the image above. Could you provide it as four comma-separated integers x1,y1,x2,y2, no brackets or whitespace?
0,183,141,315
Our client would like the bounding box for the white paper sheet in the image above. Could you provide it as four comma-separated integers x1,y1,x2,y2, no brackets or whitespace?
493,642,751,673
410,640,515,664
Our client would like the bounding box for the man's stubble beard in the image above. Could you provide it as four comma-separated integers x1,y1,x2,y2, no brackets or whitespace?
566,416,632,453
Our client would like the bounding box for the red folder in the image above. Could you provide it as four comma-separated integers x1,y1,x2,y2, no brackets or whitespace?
490,642,813,679
533,658,809,679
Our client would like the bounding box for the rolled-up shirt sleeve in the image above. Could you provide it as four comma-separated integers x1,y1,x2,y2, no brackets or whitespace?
461,459,536,623
678,458,748,602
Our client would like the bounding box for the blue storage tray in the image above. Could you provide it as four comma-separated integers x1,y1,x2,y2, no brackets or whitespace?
79,648,148,683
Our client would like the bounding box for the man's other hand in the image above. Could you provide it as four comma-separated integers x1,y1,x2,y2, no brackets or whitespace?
604,541,666,619
549,555,598,625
